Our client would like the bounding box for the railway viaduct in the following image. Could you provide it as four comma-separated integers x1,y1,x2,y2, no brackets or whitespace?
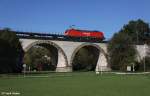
20,38,110,72
17,32,149,72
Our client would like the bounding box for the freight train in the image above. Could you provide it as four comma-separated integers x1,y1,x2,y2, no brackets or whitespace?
64,28,105,40
10,28,105,42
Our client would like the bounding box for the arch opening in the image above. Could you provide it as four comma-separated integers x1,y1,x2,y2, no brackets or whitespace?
23,41,68,72
72,45,100,71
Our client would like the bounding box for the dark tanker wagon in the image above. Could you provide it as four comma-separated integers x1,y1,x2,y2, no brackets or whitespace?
64,28,105,41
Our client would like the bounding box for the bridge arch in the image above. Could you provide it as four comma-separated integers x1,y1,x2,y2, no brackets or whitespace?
70,43,109,71
23,40,69,72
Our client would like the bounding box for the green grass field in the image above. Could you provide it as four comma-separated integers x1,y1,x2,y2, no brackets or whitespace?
0,72,150,96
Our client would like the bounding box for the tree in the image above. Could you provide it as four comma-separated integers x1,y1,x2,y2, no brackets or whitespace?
122,19,150,44
108,19,150,71
108,19,150,70
0,28,23,73
108,32,137,71
23,46,56,71
73,46,99,71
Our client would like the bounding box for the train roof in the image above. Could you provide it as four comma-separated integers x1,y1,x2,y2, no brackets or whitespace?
68,28,102,33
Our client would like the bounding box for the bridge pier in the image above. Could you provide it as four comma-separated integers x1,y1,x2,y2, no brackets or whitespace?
56,49,72,72
95,53,111,71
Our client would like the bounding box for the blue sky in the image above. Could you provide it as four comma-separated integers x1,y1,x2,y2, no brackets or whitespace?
0,0,150,39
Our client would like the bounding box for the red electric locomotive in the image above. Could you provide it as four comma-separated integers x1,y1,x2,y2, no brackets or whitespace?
64,28,105,40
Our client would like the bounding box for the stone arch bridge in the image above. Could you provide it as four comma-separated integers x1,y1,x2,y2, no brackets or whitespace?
20,38,111,72
17,31,149,72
